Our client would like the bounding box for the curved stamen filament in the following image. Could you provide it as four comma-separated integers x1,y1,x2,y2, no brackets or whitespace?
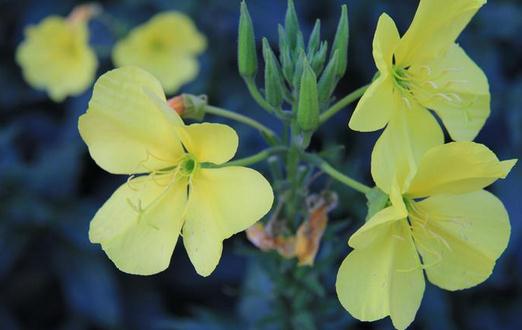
392,63,472,109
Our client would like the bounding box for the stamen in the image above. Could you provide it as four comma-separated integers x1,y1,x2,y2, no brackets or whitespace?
402,96,412,109
423,80,439,89
392,234,405,241
418,65,432,75
126,175,140,191
126,198,143,214
435,93,454,102
446,92,463,103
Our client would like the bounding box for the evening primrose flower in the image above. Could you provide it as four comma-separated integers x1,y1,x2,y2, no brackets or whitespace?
112,12,206,95
337,109,517,329
16,12,97,102
78,66,273,276
349,0,489,141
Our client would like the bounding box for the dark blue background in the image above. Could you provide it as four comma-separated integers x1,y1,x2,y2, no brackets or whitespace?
0,0,521,329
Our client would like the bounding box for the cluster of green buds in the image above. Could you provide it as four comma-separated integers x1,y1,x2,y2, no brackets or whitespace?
238,0,348,137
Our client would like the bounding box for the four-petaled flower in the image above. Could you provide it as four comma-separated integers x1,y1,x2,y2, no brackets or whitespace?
337,108,517,330
349,0,490,142
16,15,97,102
78,66,273,276
113,12,207,95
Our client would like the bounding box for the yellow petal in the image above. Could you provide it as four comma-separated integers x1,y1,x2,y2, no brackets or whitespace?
183,123,239,165
112,12,206,94
371,105,443,194
183,167,273,276
396,0,486,65
348,204,405,250
89,176,188,275
79,67,184,174
372,13,400,74
348,14,400,132
420,44,490,141
348,76,399,132
16,17,97,102
408,142,517,198
411,190,510,290
337,221,424,330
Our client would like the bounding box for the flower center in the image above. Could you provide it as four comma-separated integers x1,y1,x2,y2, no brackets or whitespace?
391,62,471,111
400,197,472,272
178,154,198,177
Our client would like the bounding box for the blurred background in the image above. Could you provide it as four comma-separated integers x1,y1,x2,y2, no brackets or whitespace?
0,0,521,329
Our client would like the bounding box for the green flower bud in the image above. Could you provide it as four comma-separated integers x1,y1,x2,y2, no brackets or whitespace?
318,50,339,103
278,25,294,83
331,4,349,77
297,59,320,131
311,41,328,75
238,1,258,78
167,94,208,121
292,50,306,91
262,38,285,107
295,30,305,55
285,0,300,50
307,19,321,55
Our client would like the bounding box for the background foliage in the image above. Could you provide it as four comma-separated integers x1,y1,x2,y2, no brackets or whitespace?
0,0,521,329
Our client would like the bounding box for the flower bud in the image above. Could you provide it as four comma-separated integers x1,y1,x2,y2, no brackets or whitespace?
297,59,320,132
262,38,285,107
167,94,207,121
278,25,294,83
285,0,300,51
238,1,258,78
307,19,321,55
318,50,339,103
311,41,328,75
331,5,349,77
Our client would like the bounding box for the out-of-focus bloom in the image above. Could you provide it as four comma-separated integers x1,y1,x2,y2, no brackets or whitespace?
112,12,206,95
16,5,98,102
78,66,273,276
349,0,490,142
337,108,517,329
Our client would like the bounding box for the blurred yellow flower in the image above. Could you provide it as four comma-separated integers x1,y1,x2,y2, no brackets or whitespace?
78,66,273,276
16,15,97,102
349,0,490,141
337,108,517,329
112,12,207,95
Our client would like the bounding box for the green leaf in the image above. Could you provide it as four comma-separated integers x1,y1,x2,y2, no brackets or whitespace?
238,1,258,78
330,4,349,77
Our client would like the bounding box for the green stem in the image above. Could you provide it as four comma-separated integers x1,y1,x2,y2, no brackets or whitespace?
302,153,372,195
319,84,370,124
217,146,286,167
204,105,277,141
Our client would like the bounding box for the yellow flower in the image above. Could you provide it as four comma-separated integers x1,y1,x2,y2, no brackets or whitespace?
16,16,97,102
349,0,489,141
337,108,517,329
78,66,273,276
112,12,206,95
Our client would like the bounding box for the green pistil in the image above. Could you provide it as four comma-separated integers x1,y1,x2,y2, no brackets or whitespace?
179,154,198,177
392,66,411,91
